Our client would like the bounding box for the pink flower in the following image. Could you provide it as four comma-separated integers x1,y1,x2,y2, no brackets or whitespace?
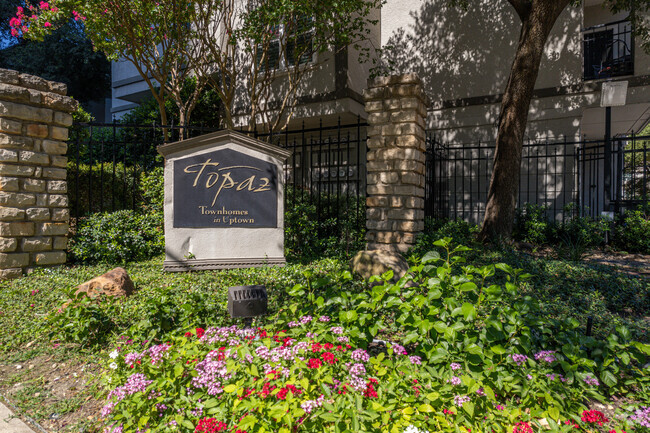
44,22,52,28
513,422,533,433
39,2,49,10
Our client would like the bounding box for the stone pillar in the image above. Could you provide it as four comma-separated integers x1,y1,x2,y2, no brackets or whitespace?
363,74,428,253
0,69,76,279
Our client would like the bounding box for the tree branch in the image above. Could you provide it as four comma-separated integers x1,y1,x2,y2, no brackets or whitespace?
507,0,531,21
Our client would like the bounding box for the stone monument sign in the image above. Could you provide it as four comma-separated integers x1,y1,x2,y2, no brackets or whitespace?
158,130,291,271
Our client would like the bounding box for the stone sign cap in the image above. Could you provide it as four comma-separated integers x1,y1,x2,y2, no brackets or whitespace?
157,129,291,160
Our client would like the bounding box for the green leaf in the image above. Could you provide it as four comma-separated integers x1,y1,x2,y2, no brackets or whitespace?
422,250,441,263
490,345,506,355
461,303,476,321
339,310,358,322
600,370,618,387
223,384,238,393
495,263,514,274
174,363,183,378
459,282,477,292
203,399,218,408
462,401,475,417
182,420,195,430
548,406,560,421
433,321,447,333
418,404,435,413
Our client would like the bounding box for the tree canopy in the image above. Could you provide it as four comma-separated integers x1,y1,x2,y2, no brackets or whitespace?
13,0,381,135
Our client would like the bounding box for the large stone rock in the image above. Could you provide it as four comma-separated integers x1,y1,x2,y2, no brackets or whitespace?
75,267,135,298
350,250,409,282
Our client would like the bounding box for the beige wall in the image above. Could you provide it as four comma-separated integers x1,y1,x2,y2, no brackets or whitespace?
380,0,650,140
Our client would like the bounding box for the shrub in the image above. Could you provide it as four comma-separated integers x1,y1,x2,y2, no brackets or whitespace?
409,218,478,258
513,203,550,245
284,187,365,262
67,162,139,217
550,205,607,248
614,206,650,254
140,166,165,213
68,210,164,264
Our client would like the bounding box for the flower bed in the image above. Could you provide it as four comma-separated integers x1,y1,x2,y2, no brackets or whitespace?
99,240,650,433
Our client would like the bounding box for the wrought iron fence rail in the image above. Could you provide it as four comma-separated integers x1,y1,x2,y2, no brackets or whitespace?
425,134,650,224
67,120,368,246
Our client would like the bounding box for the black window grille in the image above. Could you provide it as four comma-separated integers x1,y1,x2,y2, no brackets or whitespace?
583,20,634,80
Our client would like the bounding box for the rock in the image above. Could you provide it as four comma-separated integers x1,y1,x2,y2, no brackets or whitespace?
350,250,409,283
75,267,135,299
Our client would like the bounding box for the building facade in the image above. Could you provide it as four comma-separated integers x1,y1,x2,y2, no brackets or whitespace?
108,0,650,221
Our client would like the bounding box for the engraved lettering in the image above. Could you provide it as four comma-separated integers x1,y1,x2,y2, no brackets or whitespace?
212,172,237,206
184,159,220,187
237,175,256,191
254,177,271,192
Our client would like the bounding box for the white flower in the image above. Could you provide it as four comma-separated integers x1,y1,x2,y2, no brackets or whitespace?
109,350,119,359
109,362,118,370
404,425,429,433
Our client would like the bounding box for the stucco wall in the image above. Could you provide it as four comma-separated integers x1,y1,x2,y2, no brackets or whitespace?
381,0,649,140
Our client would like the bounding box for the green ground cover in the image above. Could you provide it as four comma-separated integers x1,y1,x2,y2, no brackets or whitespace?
0,241,647,432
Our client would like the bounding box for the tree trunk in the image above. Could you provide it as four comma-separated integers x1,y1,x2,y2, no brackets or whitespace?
478,0,570,242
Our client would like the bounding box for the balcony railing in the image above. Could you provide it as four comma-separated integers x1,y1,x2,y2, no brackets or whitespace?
583,19,634,81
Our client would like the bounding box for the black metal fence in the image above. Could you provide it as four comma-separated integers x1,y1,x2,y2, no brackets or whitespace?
425,134,650,224
68,122,220,219
67,119,368,237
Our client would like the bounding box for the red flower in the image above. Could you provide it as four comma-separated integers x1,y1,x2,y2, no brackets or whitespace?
311,343,322,353
443,409,454,415
323,343,334,349
195,418,228,432
564,420,579,429
259,382,276,398
184,331,193,337
307,358,322,369
277,388,289,400
364,379,378,398
322,351,337,364
196,328,205,339
512,422,533,433
581,410,609,426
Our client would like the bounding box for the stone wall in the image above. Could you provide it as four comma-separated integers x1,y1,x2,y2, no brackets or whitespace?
0,69,76,279
363,74,428,253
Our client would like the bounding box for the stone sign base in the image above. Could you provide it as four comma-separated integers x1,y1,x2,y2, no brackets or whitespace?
163,257,286,272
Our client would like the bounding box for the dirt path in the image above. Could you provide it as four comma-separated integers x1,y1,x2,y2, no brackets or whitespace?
584,251,650,278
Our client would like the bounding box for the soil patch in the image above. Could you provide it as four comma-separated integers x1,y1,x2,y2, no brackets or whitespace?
0,350,103,433
583,251,650,278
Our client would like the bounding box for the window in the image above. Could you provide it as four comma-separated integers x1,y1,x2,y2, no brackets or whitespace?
583,20,633,81
256,15,314,71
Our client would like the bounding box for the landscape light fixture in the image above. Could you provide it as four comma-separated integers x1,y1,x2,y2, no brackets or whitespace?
227,285,268,328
